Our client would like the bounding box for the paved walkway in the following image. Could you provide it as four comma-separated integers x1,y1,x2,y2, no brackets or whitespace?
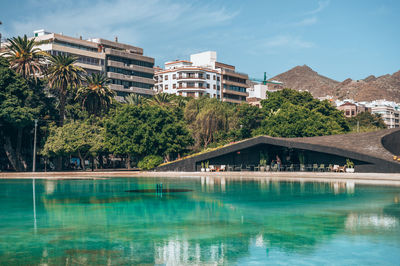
1,171,400,186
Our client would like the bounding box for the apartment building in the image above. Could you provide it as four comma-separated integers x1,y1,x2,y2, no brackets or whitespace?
32,29,155,99
370,105,400,128
191,51,249,104
154,60,221,99
155,51,249,103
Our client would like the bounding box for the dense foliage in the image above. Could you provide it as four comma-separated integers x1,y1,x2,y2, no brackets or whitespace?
347,111,386,132
104,104,192,168
255,89,350,137
42,120,105,169
138,155,164,170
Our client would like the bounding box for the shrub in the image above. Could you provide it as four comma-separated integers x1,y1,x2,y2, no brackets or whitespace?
138,155,163,170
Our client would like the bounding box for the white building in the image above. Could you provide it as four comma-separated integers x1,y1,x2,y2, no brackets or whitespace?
155,51,249,103
369,104,400,128
154,60,221,99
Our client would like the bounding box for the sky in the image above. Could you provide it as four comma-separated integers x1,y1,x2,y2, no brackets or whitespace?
1,0,399,81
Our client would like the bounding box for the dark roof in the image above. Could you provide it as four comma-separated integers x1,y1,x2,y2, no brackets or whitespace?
157,128,400,173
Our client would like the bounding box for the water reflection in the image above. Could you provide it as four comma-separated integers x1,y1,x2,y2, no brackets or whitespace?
0,178,400,264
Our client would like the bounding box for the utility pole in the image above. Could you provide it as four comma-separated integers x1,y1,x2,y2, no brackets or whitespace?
357,120,359,133
32,119,38,172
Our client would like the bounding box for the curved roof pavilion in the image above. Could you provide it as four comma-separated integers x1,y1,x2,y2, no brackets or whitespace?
157,128,400,173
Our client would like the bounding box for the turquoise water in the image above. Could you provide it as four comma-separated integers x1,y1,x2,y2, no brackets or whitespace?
0,177,400,265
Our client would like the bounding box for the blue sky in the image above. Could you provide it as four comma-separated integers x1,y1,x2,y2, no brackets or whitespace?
1,0,399,81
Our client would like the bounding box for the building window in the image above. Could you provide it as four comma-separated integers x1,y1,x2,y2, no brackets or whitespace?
165,84,168,90
207,74,210,79
173,74,176,79
213,84,216,90
351,110,355,116
165,75,168,80
213,94,216,98
217,85,220,90
213,75,216,80
217,76,220,81
173,84,176,89
346,110,350,116
207,84,210,88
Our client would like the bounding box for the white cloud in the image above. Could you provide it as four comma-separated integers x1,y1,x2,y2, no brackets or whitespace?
292,17,318,27
10,0,238,45
263,35,315,49
305,0,330,15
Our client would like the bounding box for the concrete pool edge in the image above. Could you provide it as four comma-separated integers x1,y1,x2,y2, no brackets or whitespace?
1,171,400,186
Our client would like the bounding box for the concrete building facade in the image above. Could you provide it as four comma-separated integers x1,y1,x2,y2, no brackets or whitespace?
32,29,155,99
154,60,221,99
371,105,400,128
155,51,249,103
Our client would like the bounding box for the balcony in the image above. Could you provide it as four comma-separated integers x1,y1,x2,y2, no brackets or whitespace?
222,88,248,97
107,60,154,74
222,98,246,104
221,68,249,79
177,75,205,81
177,85,207,92
107,72,155,85
109,84,156,96
104,48,154,63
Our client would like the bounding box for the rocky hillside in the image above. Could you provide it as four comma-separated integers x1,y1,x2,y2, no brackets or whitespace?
270,65,400,102
270,65,339,97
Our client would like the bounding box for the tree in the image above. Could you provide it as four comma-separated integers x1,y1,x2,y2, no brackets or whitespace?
75,73,115,116
254,102,345,137
256,89,350,137
148,93,174,106
347,111,387,131
125,93,146,106
228,104,265,140
42,120,104,169
46,54,84,126
184,98,231,148
4,35,45,80
104,105,192,168
0,57,56,171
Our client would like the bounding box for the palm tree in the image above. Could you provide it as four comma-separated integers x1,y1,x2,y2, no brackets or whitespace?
46,54,84,126
124,93,146,106
4,35,45,80
149,93,173,106
3,35,46,171
75,73,115,116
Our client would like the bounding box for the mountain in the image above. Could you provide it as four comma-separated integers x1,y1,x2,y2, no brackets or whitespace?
270,65,400,102
270,65,339,98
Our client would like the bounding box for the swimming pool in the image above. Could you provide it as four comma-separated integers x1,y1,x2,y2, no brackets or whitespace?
0,177,399,264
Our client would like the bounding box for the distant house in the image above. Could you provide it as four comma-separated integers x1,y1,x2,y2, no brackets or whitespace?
337,102,370,118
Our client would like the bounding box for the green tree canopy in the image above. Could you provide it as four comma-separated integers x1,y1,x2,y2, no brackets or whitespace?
0,57,56,170
104,104,192,167
75,73,115,116
184,97,232,148
256,89,350,137
42,120,104,168
347,111,387,131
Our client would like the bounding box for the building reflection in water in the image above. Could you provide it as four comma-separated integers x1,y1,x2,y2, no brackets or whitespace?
2,178,400,265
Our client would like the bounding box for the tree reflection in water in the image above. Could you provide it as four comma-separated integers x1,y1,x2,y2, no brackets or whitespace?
0,177,399,264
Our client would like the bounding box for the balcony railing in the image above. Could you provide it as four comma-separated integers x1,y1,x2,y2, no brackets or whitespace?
177,86,207,90
177,76,205,80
